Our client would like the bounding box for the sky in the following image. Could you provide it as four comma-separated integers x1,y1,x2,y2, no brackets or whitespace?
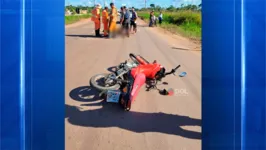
65,0,201,8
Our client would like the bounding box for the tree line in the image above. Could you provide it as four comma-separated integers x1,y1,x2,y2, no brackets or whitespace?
65,3,202,14
65,5,94,14
141,3,202,12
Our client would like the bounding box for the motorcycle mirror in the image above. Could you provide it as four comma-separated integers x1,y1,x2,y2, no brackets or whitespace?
179,72,187,77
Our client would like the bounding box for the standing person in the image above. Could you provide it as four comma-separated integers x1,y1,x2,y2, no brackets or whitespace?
149,11,154,27
91,4,102,37
130,7,138,33
120,7,123,22
158,11,163,25
119,7,125,36
102,7,109,37
118,7,124,35
154,15,157,26
108,2,118,38
120,6,131,37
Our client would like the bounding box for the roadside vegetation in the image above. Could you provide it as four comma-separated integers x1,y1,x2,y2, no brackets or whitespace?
64,4,202,41
65,14,91,25
65,5,93,25
137,4,202,41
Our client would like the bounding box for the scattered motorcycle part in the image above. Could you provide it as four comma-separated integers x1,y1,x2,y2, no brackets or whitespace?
162,82,168,85
179,72,187,77
159,88,174,96
167,88,174,96
159,89,169,95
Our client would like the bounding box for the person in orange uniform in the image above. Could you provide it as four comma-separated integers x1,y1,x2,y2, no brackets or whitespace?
108,3,118,38
91,4,102,37
102,7,109,37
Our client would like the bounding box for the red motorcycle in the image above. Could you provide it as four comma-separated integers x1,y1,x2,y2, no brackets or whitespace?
90,53,184,111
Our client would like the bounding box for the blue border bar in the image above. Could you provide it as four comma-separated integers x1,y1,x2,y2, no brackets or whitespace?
240,0,246,148
20,0,26,149
1,0,23,149
1,0,65,149
244,0,265,149
203,0,265,149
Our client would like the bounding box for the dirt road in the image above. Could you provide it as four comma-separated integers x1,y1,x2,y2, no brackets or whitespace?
65,19,201,150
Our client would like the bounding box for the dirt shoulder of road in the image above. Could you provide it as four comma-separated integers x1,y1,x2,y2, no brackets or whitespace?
155,26,202,50
65,18,91,29
137,20,201,53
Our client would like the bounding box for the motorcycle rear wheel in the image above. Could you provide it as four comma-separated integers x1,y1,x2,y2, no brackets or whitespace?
90,73,120,91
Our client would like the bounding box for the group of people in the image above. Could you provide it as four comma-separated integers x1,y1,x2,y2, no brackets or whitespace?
149,11,163,27
91,3,116,38
119,6,138,37
91,3,138,38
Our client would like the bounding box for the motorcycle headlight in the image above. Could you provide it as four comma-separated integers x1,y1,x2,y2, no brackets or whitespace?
155,68,166,80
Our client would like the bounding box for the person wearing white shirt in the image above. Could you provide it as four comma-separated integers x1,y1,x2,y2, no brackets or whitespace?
158,11,163,24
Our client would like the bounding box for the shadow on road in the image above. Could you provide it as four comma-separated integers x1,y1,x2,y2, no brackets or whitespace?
66,86,202,140
65,34,104,38
69,86,102,102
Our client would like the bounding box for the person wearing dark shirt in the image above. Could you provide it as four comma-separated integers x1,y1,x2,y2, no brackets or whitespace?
120,6,130,37
130,7,138,33
149,11,155,27
158,11,163,24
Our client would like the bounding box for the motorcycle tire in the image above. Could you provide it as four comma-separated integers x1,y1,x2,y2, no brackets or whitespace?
90,73,120,91
129,53,150,64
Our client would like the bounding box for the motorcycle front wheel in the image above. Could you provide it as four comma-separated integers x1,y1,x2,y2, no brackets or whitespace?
90,73,120,91
129,53,150,65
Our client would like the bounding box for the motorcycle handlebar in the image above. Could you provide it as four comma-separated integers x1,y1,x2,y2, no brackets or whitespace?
173,65,181,72
164,65,181,76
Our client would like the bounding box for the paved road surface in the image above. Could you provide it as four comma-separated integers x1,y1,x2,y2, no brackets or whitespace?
65,19,201,150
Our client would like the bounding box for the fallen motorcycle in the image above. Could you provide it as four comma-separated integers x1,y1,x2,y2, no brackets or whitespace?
90,53,186,111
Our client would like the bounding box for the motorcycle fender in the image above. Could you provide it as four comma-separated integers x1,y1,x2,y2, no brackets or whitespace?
130,73,146,103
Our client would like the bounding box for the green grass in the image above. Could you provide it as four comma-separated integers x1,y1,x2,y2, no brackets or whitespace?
65,14,91,25
137,10,201,41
